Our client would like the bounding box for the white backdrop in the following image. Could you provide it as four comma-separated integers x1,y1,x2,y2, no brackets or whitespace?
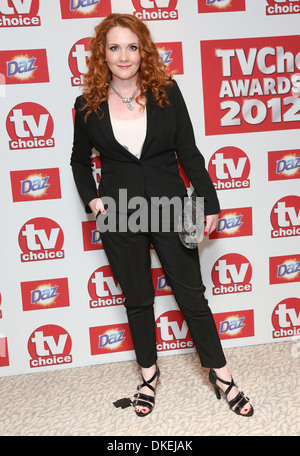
0,0,299,377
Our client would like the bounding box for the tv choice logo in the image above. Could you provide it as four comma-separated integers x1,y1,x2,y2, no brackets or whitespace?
132,0,178,21
10,168,61,202
155,310,194,353
0,0,40,27
89,323,134,355
60,0,111,19
198,0,246,13
268,149,300,181
266,0,300,15
208,146,250,191
272,297,300,339
7,103,55,150
28,325,72,368
88,265,124,309
69,37,91,86
82,220,103,251
155,42,183,75
200,35,300,136
19,217,65,263
212,253,252,295
0,49,49,84
20,278,70,311
270,195,300,238
214,310,254,340
209,207,252,239
0,333,9,367
269,254,300,285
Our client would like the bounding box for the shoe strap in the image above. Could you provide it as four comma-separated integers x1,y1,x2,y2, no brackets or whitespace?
228,391,250,414
211,369,235,396
138,366,159,394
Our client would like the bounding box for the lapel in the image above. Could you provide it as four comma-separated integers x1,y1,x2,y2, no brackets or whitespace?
97,90,156,161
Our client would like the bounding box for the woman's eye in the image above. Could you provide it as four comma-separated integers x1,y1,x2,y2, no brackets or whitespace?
129,45,138,51
109,45,119,51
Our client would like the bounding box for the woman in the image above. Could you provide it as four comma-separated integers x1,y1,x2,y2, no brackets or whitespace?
71,13,253,418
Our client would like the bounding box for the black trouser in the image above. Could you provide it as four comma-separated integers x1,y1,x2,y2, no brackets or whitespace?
100,200,226,369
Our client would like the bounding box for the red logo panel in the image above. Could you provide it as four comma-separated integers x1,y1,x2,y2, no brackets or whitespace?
272,297,300,339
19,218,65,262
198,0,246,14
88,265,124,309
6,102,55,150
208,146,250,191
90,323,134,355
214,310,255,340
156,310,194,352
132,0,178,21
200,35,300,135
69,38,91,86
212,253,252,295
266,0,300,15
155,42,183,75
28,325,72,368
269,255,300,285
21,278,70,311
210,207,252,239
0,0,40,27
268,149,300,181
10,168,61,202
60,0,111,19
270,196,300,238
0,49,49,84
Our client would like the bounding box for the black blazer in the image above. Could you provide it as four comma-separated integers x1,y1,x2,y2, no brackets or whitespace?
71,80,220,215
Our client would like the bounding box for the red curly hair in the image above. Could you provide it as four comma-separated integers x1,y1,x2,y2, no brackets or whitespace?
81,13,173,119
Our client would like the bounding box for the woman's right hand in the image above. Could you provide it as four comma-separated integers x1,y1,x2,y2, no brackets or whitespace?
88,198,106,217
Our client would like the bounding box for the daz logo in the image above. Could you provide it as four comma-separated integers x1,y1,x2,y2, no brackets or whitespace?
272,297,300,339
7,103,55,150
82,220,103,251
132,0,178,21
89,323,134,355
69,38,91,86
210,207,252,239
60,0,111,19
269,254,300,285
10,168,61,202
19,217,65,262
156,310,194,352
214,310,254,340
28,325,72,368
208,146,250,191
0,0,40,28
151,267,172,297
212,253,252,295
88,265,124,309
0,49,49,84
268,149,300,181
21,278,70,311
155,42,183,75
198,0,246,13
270,195,300,238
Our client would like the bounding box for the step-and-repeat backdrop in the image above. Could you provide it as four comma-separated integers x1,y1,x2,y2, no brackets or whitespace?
0,0,299,377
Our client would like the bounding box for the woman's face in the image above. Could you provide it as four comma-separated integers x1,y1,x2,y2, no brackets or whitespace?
105,26,141,84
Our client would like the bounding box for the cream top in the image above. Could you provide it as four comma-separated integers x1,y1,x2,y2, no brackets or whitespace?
110,112,147,159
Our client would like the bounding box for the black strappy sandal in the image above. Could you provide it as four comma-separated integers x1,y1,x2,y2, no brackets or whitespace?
132,365,160,417
209,369,254,417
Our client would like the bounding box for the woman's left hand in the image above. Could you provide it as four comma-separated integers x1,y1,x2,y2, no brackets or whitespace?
204,214,219,236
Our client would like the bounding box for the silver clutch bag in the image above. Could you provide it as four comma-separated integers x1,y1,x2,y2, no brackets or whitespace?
178,191,205,249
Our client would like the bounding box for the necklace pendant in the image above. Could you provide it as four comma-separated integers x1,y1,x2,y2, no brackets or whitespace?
127,102,135,111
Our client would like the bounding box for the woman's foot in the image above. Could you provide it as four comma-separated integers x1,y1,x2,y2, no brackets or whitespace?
133,364,160,416
211,365,253,416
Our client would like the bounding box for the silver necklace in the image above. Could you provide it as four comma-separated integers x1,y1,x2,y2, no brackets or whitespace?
110,82,139,111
